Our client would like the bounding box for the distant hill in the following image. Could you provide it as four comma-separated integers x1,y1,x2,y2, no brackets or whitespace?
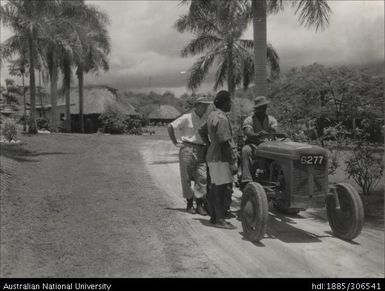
353,61,384,77
120,90,187,118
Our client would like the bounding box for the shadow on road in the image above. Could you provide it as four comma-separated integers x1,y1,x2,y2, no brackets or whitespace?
192,217,239,230
232,206,330,244
164,207,187,214
1,144,72,163
163,190,357,245
239,233,266,247
265,214,330,243
150,160,179,165
323,231,361,245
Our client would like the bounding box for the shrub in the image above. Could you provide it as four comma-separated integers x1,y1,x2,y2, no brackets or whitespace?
2,119,18,142
99,103,146,135
345,141,384,195
37,118,50,130
99,103,128,134
320,124,352,175
126,116,144,135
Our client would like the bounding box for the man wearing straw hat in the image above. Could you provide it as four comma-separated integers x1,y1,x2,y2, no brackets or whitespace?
240,95,278,189
168,95,212,215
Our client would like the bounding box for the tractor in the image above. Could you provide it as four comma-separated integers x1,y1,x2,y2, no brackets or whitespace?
237,133,364,242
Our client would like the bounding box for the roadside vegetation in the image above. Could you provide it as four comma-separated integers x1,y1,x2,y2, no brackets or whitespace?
0,0,110,134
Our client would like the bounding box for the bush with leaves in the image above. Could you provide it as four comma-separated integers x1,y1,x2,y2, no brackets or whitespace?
99,103,128,134
345,140,384,196
99,103,147,135
2,119,18,142
126,116,144,135
278,120,352,175
37,118,50,130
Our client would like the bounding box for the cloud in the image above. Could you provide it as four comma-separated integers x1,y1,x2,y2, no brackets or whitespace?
252,1,384,69
1,0,384,95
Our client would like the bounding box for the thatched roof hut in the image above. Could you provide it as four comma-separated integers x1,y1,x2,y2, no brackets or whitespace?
148,105,180,124
55,86,141,132
58,86,140,116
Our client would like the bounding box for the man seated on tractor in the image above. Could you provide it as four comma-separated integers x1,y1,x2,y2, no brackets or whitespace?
240,96,278,189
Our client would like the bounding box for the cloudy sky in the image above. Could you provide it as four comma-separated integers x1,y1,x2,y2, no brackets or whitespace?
1,0,384,96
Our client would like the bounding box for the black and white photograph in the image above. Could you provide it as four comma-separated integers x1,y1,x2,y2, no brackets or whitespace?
0,0,384,281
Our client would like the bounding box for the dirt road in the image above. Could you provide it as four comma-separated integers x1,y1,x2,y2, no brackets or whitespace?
0,134,383,277
141,139,384,278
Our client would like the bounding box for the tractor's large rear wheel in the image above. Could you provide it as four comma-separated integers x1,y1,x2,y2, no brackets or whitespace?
241,182,269,242
326,183,364,241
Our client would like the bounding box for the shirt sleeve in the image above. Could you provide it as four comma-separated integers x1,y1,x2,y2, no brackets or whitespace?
170,114,187,130
216,115,232,143
242,116,253,130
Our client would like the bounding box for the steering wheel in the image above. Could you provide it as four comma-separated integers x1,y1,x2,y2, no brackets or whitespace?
245,132,288,145
260,132,288,141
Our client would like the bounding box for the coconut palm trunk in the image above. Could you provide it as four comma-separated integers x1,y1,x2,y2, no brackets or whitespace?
22,73,27,132
28,35,37,134
227,41,236,95
77,66,85,133
48,49,58,131
63,56,72,132
38,71,46,118
252,0,267,97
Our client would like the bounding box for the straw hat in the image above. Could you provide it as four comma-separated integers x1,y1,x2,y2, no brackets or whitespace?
253,96,270,108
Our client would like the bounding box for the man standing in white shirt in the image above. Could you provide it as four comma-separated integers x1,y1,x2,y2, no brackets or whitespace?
167,96,212,215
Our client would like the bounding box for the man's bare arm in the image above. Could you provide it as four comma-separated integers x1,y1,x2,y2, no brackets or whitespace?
198,122,210,145
167,124,179,146
244,127,269,139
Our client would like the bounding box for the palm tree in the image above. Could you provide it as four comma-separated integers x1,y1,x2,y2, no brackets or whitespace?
176,0,279,95
8,57,28,131
2,36,29,131
71,3,110,133
76,29,110,133
1,0,60,134
54,0,108,133
251,0,331,96
42,1,83,132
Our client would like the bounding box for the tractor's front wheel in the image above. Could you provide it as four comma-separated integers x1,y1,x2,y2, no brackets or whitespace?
326,183,364,241
241,182,269,242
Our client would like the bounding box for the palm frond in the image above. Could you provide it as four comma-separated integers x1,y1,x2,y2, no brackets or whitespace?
237,39,254,51
267,43,280,78
267,0,285,14
214,57,227,90
293,0,331,31
181,33,222,57
1,35,25,60
187,51,216,90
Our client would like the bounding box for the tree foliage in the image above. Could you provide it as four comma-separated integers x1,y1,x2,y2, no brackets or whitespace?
1,0,110,133
176,0,279,94
345,140,384,196
123,91,187,117
268,63,384,124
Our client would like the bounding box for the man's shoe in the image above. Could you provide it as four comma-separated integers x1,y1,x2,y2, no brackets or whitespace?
214,219,236,230
196,198,208,216
196,204,208,216
186,206,196,214
186,198,195,214
209,217,216,224
224,210,235,219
